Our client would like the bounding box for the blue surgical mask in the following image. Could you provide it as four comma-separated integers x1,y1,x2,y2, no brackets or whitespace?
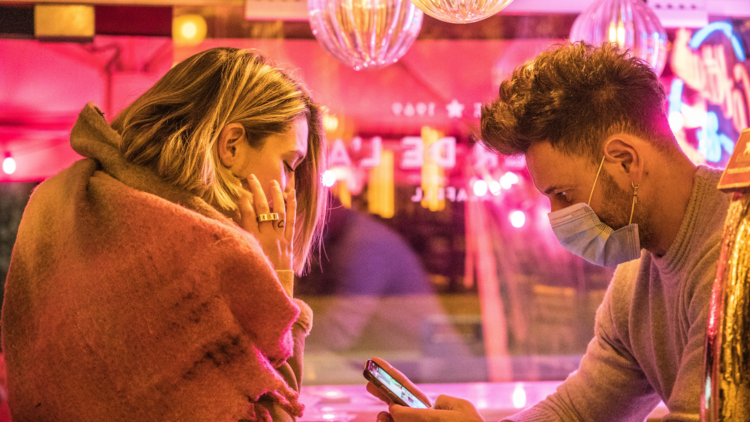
547,157,641,267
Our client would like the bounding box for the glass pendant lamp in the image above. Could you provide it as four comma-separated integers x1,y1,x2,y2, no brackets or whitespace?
407,0,514,24
308,0,423,70
570,0,668,76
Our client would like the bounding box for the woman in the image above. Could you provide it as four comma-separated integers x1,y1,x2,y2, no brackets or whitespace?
2,47,326,422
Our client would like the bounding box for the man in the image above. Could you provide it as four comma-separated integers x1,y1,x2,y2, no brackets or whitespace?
368,42,732,421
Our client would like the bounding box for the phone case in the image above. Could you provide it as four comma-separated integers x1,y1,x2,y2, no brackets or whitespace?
363,367,410,407
363,360,429,409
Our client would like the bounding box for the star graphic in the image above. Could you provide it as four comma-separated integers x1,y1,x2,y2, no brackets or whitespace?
446,99,465,118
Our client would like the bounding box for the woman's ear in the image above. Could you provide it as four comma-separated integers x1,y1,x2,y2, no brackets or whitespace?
603,134,643,184
217,123,246,168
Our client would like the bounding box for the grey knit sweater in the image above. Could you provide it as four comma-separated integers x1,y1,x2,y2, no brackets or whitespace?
505,166,731,422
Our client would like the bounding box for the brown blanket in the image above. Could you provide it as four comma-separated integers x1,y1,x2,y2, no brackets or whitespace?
2,103,304,422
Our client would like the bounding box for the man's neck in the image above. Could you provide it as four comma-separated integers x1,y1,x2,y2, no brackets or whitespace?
645,153,698,257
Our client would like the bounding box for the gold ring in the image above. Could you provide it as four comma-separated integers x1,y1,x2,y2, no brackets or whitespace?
256,213,281,222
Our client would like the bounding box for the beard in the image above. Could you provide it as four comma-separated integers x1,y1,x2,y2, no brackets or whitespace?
597,169,654,250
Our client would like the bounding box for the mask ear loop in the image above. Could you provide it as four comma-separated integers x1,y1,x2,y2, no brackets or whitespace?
587,156,606,206
629,182,639,225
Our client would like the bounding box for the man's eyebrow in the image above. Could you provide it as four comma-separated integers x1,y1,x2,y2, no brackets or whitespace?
543,186,564,195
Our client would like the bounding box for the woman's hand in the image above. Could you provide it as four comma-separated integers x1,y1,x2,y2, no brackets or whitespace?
238,174,296,271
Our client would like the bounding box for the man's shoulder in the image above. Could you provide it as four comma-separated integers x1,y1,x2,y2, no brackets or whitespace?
608,256,645,297
594,257,644,336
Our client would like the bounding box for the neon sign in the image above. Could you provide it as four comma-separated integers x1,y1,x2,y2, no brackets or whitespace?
328,136,462,170
670,22,750,164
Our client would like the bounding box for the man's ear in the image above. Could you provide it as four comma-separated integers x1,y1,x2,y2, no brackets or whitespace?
216,123,246,168
603,134,643,184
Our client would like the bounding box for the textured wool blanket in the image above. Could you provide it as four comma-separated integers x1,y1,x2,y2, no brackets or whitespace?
2,103,305,422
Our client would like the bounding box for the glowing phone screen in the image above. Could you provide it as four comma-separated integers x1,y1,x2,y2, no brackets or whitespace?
367,361,429,409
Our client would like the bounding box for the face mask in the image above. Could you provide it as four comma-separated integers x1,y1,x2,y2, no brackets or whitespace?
547,157,641,267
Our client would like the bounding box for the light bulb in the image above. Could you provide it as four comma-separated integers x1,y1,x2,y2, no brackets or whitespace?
512,384,527,408
489,180,502,195
2,154,16,175
500,172,519,189
510,210,526,228
173,15,206,47
322,170,337,188
473,179,488,197
181,22,197,39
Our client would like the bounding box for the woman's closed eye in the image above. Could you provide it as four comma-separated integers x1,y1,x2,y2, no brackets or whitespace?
284,162,296,174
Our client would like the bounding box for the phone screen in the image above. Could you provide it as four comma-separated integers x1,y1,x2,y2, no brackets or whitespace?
364,360,430,409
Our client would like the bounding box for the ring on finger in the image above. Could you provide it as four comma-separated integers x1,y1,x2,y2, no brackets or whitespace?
257,213,281,222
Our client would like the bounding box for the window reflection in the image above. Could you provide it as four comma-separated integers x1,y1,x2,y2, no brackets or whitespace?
297,190,615,385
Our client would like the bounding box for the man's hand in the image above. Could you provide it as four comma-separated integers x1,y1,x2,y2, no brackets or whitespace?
365,358,484,422
378,395,485,422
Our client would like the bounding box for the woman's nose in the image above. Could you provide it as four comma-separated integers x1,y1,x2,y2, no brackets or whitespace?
284,174,295,194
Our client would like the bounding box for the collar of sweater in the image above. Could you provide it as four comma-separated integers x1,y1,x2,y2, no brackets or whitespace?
653,165,722,277
70,102,233,228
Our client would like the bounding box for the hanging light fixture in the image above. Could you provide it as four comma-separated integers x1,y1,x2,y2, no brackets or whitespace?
408,0,513,24
569,0,667,76
308,0,423,70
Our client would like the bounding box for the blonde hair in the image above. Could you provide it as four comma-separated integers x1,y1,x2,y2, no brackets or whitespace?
111,47,327,274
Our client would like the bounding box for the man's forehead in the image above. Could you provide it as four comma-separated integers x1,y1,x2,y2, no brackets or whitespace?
526,143,590,192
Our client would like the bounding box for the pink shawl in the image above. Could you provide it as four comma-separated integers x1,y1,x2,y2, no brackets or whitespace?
2,103,303,422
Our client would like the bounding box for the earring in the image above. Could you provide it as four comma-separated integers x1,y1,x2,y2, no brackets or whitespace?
628,182,640,225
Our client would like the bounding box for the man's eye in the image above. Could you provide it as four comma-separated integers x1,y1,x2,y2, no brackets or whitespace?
557,192,570,201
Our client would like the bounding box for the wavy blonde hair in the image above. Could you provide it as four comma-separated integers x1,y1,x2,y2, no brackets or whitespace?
111,47,326,274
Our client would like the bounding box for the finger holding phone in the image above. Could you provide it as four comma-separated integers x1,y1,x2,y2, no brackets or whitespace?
364,358,485,422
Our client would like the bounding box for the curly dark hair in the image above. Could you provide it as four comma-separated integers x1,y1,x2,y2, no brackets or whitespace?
480,42,677,162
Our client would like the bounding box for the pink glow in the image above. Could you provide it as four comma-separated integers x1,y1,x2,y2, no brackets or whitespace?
322,170,337,187
489,180,501,195
668,111,684,133
0,37,172,182
323,390,343,398
473,179,488,197
512,384,527,408
510,211,526,228
500,172,519,189
1,37,560,182
2,154,15,174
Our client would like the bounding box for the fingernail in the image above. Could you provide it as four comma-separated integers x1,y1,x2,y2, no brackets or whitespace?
250,174,258,181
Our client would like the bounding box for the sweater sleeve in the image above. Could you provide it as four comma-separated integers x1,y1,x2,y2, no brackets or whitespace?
503,265,661,422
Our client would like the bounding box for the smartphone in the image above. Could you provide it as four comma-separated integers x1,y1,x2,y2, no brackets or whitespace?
363,359,430,409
